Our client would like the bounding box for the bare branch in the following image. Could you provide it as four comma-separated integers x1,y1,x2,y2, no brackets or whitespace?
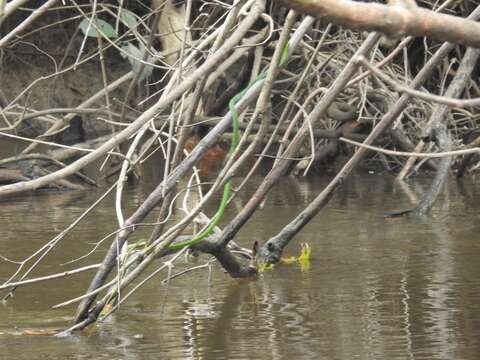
276,0,480,48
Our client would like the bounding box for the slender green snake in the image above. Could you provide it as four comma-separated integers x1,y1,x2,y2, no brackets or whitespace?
167,45,289,251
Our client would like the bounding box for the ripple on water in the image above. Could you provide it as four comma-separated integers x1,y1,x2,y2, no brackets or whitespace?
1,175,480,359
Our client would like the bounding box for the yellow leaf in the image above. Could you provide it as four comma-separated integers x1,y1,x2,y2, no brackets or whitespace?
298,243,311,272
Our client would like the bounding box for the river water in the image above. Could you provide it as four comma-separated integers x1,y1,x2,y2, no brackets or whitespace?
1,170,480,359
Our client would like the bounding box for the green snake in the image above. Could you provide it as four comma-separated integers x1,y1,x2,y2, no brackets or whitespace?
167,45,289,251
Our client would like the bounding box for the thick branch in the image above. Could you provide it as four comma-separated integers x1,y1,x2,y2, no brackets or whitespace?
276,0,480,48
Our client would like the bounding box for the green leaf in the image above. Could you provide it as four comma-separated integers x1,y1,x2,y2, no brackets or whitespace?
79,18,117,39
120,43,154,82
119,9,138,29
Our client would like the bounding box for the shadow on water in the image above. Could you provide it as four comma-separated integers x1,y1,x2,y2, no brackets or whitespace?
1,172,480,359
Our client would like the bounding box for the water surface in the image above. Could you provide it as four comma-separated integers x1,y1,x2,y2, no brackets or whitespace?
1,172,480,359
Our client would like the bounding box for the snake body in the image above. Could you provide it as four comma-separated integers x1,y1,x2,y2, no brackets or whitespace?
167,45,289,251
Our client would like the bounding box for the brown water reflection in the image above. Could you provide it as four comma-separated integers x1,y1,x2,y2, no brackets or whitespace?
1,174,480,359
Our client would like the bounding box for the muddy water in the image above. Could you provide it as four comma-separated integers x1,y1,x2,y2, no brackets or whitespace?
1,171,480,359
